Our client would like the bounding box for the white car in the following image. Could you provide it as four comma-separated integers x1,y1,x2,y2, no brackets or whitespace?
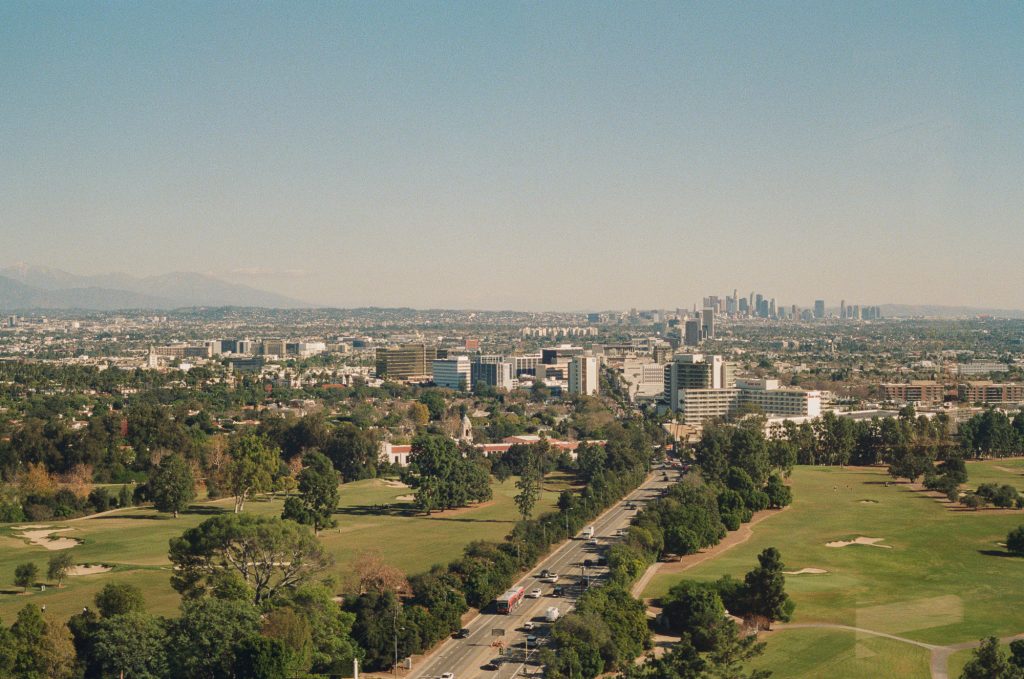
529,588,543,598
544,574,558,583
523,621,536,631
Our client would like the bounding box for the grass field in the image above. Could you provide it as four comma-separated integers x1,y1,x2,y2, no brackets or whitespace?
965,458,1024,494
643,464,1024,676
749,627,931,679
0,473,572,621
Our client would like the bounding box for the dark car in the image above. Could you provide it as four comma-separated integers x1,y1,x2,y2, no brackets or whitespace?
454,627,471,639
483,662,500,671
552,585,564,596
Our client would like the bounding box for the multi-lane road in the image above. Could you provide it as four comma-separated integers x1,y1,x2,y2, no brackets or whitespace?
408,465,677,679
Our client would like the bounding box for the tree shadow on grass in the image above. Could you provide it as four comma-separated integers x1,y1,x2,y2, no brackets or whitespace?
334,504,418,518
182,505,229,516
978,549,1020,558
91,513,169,520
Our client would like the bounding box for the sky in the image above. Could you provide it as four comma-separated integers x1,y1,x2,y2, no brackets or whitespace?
1,2,1022,311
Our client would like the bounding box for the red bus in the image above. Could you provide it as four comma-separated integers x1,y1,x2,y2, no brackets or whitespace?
496,586,525,614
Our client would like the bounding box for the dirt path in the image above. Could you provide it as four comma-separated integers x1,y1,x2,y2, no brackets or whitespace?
630,505,789,599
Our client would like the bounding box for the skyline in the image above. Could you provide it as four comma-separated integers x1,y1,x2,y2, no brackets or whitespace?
2,3,1023,310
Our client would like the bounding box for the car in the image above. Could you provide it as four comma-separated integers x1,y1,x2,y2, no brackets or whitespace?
583,558,593,568
586,538,598,546
552,585,564,596
529,588,542,598
483,662,499,671
525,634,538,645
523,621,536,631
544,573,558,583
454,627,471,639
539,569,552,578
441,673,455,679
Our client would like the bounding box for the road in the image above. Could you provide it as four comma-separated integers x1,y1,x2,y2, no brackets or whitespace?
407,465,678,679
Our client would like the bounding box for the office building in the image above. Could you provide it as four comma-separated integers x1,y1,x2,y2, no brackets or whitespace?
471,357,514,390
702,308,715,339
262,339,287,357
228,357,265,373
663,353,735,411
667,375,821,427
432,356,472,390
814,300,825,319
881,381,947,405
958,382,1024,404
375,343,437,380
957,361,1009,376
684,319,702,347
568,356,600,396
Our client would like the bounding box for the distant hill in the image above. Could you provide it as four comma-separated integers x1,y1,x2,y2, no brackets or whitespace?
0,264,306,311
880,303,1024,319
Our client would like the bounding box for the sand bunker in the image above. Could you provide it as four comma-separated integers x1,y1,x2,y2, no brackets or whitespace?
784,568,829,575
68,564,111,576
395,494,415,501
825,536,891,549
16,527,81,550
381,479,409,488
859,499,879,504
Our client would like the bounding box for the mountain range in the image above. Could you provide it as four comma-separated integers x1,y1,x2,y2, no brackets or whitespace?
0,264,306,311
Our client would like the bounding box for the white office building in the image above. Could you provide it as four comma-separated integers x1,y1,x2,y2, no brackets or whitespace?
568,356,600,396
432,356,472,391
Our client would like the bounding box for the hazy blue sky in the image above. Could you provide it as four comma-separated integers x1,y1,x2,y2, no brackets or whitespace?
1,2,1022,310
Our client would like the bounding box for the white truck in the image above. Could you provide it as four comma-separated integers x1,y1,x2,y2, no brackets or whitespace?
581,525,595,540
545,606,560,622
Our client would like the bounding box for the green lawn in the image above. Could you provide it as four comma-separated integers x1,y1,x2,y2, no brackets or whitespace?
643,466,1024,675
0,473,571,622
749,627,931,679
965,458,1024,494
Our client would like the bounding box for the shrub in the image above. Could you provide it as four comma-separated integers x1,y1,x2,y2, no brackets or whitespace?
1007,526,1024,556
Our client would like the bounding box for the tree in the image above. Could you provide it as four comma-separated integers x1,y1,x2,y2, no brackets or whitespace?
660,581,726,651
960,637,1024,679
419,391,447,421
277,583,363,675
261,606,313,676
93,612,169,679
95,582,146,617
741,547,793,628
233,636,292,679
323,423,380,481
1007,526,1024,556
47,552,74,588
764,474,793,509
9,604,76,679
168,597,262,679
348,550,410,595
704,618,771,679
169,513,332,604
227,434,280,513
514,467,542,522
408,402,429,427
14,562,38,592
282,451,340,534
150,453,196,518
406,433,492,512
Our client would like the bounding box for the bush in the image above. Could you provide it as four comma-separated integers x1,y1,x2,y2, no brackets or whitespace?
0,500,26,523
89,488,112,513
1007,526,1024,556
